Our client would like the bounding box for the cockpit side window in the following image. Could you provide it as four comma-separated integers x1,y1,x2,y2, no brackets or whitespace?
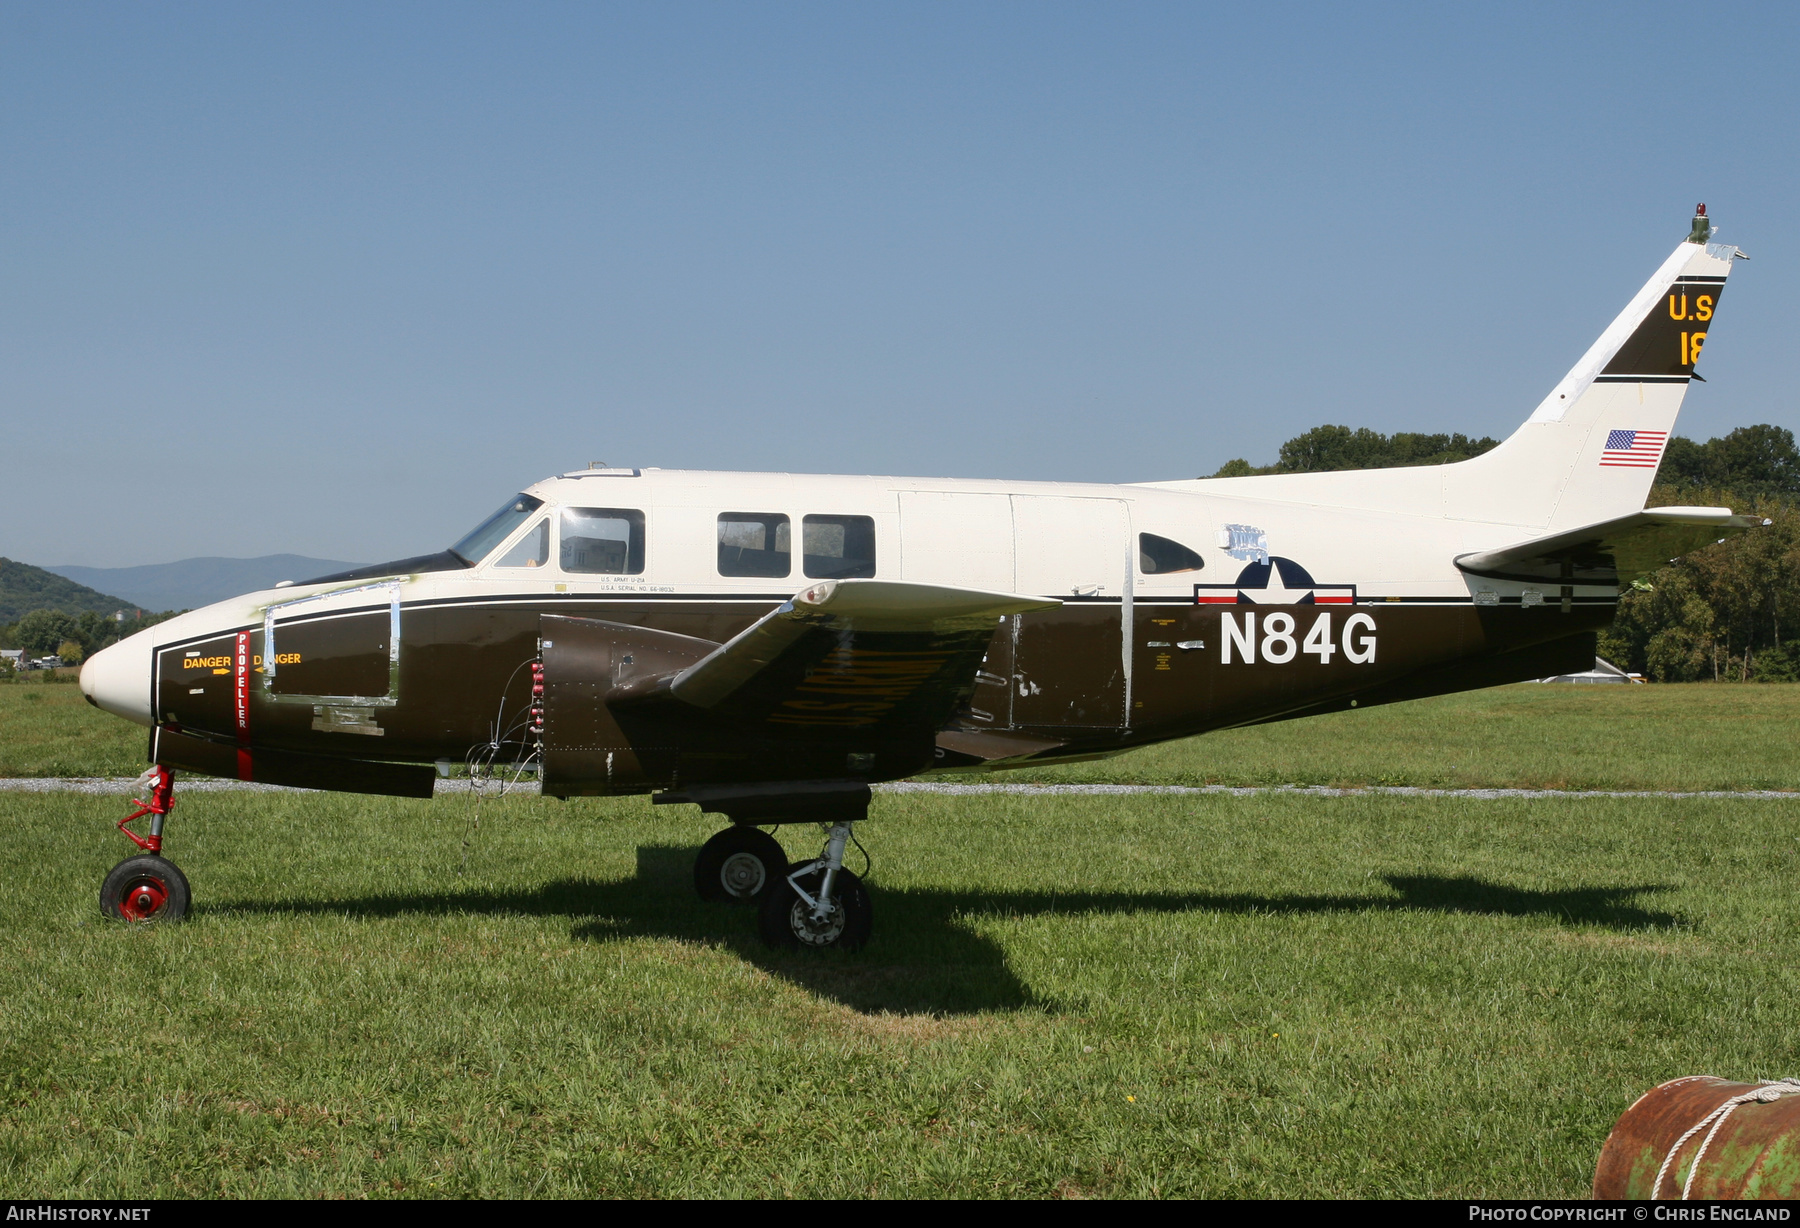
803,515,876,579
450,494,545,565
494,518,550,569
1139,532,1205,574
718,513,791,578
562,508,645,575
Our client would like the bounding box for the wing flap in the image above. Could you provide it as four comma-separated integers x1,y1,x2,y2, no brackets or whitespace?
933,728,1069,765
1455,507,1767,586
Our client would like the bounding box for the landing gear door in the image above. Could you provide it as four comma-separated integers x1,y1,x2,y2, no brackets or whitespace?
261,581,402,706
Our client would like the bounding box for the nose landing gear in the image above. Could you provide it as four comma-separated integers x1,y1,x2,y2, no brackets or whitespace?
100,766,190,923
101,855,190,922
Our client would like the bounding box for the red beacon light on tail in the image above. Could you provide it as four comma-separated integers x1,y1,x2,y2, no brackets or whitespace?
1689,203,1712,244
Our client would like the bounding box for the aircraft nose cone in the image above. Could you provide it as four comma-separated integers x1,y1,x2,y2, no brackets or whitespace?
80,635,154,727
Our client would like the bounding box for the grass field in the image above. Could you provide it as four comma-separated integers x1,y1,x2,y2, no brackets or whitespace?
1001,683,1800,792
0,675,147,779
3,679,1799,1197
5,675,1800,791
3,785,1799,1197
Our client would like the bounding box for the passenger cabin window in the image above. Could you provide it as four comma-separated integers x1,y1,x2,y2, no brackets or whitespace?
803,515,877,579
718,513,791,578
450,494,545,565
495,518,550,568
561,508,645,574
1139,532,1205,574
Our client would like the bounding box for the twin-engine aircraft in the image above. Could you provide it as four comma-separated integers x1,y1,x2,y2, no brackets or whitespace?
81,207,1760,950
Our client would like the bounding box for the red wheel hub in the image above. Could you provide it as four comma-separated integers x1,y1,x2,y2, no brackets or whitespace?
119,874,170,921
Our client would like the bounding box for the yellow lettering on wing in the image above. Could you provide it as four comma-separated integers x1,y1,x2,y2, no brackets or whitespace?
767,646,954,727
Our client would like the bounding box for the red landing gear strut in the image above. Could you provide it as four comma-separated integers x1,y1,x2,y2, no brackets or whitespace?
100,765,191,923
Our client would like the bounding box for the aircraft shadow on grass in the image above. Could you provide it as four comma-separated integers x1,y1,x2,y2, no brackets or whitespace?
213,848,1679,1016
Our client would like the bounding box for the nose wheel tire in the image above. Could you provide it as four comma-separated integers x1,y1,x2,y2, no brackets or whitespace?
693,827,789,905
759,866,871,952
100,855,190,923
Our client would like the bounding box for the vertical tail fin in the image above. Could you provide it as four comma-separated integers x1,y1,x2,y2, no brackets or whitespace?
1449,207,1740,530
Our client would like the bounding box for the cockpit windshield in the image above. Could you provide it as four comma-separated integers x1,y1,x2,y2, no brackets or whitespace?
449,494,545,565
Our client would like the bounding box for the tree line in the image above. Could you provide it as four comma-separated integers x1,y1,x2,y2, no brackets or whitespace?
1213,422,1800,682
1210,425,1501,476
1603,471,1800,681
0,609,179,671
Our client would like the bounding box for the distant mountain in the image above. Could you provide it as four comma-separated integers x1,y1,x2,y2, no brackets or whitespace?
0,559,135,623
41,555,362,614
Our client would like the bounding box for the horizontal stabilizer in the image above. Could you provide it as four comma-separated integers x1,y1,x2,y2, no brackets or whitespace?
663,579,1059,730
1455,507,1767,586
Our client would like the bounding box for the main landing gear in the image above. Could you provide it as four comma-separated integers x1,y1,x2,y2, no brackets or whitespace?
691,819,873,952
760,821,872,952
100,766,190,923
693,826,788,904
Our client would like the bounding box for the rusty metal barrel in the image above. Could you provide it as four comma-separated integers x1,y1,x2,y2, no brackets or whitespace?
1594,1075,1800,1199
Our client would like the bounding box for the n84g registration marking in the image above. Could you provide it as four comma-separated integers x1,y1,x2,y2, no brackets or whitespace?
1219,611,1376,665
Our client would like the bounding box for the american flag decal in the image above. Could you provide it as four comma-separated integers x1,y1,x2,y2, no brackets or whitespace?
1600,429,1668,468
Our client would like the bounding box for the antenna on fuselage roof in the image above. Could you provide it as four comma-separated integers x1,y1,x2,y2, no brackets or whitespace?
587,460,608,469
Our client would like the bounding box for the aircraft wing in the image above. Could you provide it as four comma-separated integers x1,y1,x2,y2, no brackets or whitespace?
639,579,1058,732
1454,507,1768,586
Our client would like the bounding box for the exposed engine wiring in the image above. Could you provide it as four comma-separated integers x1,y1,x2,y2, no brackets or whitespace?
457,655,545,872
486,655,540,752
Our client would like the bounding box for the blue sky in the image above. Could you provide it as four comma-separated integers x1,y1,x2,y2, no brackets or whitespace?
5,2,1798,567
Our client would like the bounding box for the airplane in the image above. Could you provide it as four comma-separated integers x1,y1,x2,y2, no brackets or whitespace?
79,205,1761,951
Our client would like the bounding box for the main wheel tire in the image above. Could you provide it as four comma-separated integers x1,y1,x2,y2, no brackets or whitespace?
100,855,191,923
758,866,871,952
693,827,788,905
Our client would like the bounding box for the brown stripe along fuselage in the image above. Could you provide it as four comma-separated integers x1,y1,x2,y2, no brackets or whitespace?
146,590,1607,798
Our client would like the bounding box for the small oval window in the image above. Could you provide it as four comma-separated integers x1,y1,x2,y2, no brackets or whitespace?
1139,532,1204,574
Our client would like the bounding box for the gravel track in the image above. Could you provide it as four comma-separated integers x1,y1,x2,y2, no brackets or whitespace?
3,778,1795,801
